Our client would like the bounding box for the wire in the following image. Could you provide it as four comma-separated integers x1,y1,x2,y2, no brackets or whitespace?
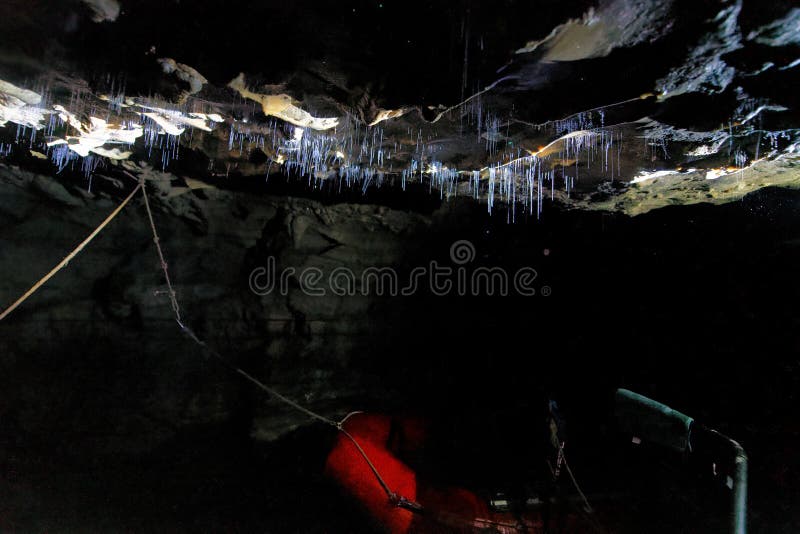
126,170,412,510
562,453,594,514
0,182,142,321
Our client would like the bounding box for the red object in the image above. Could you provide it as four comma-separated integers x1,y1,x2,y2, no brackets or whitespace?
325,413,554,533
325,414,419,532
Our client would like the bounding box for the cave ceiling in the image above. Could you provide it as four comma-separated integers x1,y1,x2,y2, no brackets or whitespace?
0,0,798,216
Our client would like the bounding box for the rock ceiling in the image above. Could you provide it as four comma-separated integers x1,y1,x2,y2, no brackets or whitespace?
0,0,798,216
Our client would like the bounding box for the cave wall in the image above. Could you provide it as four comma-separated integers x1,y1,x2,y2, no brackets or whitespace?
0,164,430,454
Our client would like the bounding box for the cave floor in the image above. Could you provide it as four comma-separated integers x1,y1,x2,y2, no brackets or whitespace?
1,404,797,534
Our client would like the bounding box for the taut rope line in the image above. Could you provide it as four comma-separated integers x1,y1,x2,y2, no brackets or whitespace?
0,171,406,507
125,170,409,509
0,171,601,529
0,182,143,321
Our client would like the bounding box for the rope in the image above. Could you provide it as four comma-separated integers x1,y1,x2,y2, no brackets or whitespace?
176,321,335,426
546,453,603,533
0,183,142,322
338,427,398,502
125,170,410,510
0,169,599,530
562,453,594,514
546,440,595,517
138,174,181,324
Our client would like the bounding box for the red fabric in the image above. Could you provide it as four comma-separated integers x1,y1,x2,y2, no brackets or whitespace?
325,413,497,533
390,415,429,455
325,413,563,533
325,414,417,533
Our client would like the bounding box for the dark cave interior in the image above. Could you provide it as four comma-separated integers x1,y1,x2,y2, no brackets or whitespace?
0,1,799,532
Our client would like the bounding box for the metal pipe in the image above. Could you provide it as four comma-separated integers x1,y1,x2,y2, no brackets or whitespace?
614,390,748,534
703,427,748,534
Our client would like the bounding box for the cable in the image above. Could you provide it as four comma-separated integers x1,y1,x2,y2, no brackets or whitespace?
0,182,142,322
126,170,414,511
562,453,593,514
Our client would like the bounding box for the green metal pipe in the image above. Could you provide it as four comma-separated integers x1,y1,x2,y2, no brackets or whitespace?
614,388,693,453
614,389,747,534
703,427,748,534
